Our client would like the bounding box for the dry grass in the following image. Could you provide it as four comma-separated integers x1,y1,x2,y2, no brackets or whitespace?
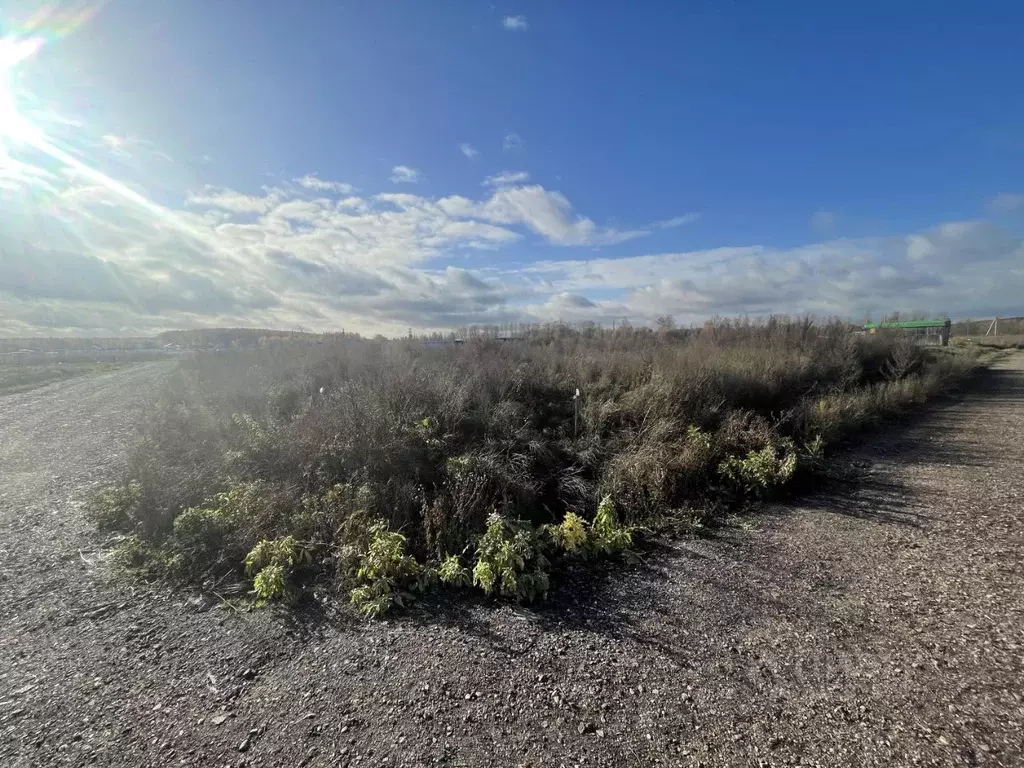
92,318,983,601
0,361,131,395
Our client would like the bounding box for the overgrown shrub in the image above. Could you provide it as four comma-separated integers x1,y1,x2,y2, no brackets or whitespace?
162,482,278,577
92,317,983,615
547,511,588,554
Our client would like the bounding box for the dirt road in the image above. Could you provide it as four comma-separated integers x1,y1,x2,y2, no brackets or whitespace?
1,356,1022,767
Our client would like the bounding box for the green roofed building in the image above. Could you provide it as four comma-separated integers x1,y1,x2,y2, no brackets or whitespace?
862,319,951,346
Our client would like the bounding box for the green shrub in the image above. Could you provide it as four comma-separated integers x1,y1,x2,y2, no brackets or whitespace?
544,498,634,559
348,521,434,617
244,535,311,604
472,514,551,603
168,505,236,570
589,495,634,556
437,554,472,587
160,481,278,579
801,434,825,470
107,534,152,571
718,440,798,498
289,482,368,543
87,480,142,531
547,511,589,553
253,564,286,604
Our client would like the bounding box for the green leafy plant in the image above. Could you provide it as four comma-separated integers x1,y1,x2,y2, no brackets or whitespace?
545,498,634,559
437,553,472,587
472,513,551,603
589,495,633,556
686,424,712,451
244,535,311,604
803,434,824,460
289,482,368,543
105,533,178,581
160,481,275,578
546,511,589,554
107,534,146,568
348,521,433,617
87,480,142,531
252,564,286,604
799,433,826,473
168,504,236,566
718,440,798,498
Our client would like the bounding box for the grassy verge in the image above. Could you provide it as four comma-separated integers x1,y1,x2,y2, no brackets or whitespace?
90,319,984,616
0,361,132,396
952,334,1024,351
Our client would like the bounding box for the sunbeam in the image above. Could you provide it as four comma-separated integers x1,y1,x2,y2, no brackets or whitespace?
0,38,43,147
0,12,240,265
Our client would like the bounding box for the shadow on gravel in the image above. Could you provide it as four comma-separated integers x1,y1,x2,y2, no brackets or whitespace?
399,556,668,655
965,364,1024,400
779,361,1020,527
397,530,788,666
540,538,789,664
279,599,335,642
800,473,936,526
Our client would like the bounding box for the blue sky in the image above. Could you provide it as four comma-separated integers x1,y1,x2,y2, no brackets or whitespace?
1,0,1022,335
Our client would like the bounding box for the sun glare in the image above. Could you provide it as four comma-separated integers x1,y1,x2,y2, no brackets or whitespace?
0,14,231,261
0,38,43,145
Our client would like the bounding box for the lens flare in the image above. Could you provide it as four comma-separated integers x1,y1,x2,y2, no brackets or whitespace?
0,3,236,260
1,1,102,147
0,38,44,144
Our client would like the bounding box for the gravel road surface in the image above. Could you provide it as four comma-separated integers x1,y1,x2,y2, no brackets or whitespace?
1,356,1022,767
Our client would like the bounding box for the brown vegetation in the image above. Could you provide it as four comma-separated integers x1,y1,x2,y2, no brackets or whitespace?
91,317,982,613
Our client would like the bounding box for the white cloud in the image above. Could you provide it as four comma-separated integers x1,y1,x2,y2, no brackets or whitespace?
296,174,354,194
389,165,421,184
483,170,530,187
510,221,1023,325
459,143,479,159
101,134,127,154
185,186,279,214
503,132,524,151
545,292,598,315
988,193,1024,214
4,133,1023,336
503,15,528,31
810,210,839,232
1,155,670,335
476,185,647,245
654,213,701,229
99,133,173,163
